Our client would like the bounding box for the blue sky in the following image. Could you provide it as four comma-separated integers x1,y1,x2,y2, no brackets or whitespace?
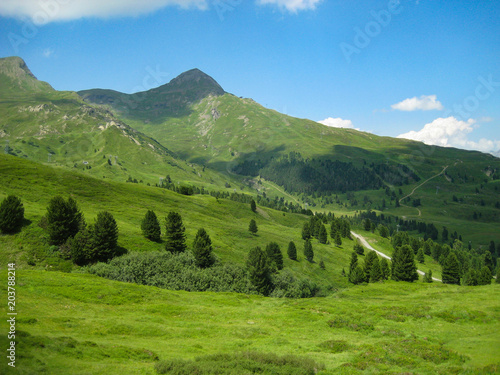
1,0,499,154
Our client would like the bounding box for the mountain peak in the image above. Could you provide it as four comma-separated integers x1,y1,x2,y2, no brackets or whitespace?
0,56,54,93
154,68,225,97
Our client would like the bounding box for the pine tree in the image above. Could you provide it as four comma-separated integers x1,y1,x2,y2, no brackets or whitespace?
246,247,273,296
303,239,314,262
319,260,326,270
302,222,311,240
462,268,478,286
416,248,425,264
441,253,461,285
287,241,297,260
92,211,119,262
192,228,215,268
70,226,95,266
478,266,492,285
423,269,433,283
391,245,419,282
364,251,378,281
350,265,366,285
341,220,351,239
380,258,390,280
318,224,328,244
266,242,283,270
46,196,84,245
378,225,389,239
335,231,342,247
369,257,382,282
141,210,161,242
484,252,494,273
165,211,186,253
250,199,257,213
348,252,358,278
353,240,364,255
248,219,258,234
0,195,24,234
364,218,372,232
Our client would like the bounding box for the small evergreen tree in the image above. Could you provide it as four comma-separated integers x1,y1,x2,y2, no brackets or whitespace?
354,240,364,255
364,218,372,232
478,266,492,285
319,260,326,270
496,264,500,284
0,195,24,234
423,269,433,283
348,252,358,280
249,219,258,234
484,252,494,273
378,225,389,239
46,196,84,245
416,248,425,264
380,258,390,280
364,251,378,281
350,265,366,284
441,253,461,285
391,245,418,282
141,210,161,242
303,239,314,262
165,211,186,253
287,241,297,260
266,242,284,270
462,268,477,286
192,228,215,268
318,224,328,244
302,222,311,240
250,199,257,213
70,226,95,266
92,211,119,263
246,247,273,296
369,257,382,282
335,231,342,247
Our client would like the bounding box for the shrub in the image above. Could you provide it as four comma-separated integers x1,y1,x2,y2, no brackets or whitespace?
0,195,24,234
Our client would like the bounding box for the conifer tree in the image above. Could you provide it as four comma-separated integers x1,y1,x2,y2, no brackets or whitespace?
391,245,419,282
496,264,500,284
250,199,257,213
192,228,215,268
364,218,372,232
46,196,84,245
478,266,492,285
462,268,477,286
484,252,494,273
416,248,425,264
350,265,366,284
303,239,314,262
246,246,273,296
70,226,95,266
369,257,382,282
0,195,24,234
302,222,311,240
335,231,342,247
141,210,161,242
318,224,328,244
364,251,378,281
319,260,326,270
341,220,351,239
441,252,461,285
248,219,258,234
380,258,390,280
266,242,284,270
423,269,433,283
92,211,119,262
348,252,358,277
165,211,186,253
353,240,364,255
287,241,297,260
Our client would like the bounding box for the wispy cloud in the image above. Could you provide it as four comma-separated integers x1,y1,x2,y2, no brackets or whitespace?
397,116,500,155
42,48,54,58
391,95,444,111
256,0,322,12
318,117,357,129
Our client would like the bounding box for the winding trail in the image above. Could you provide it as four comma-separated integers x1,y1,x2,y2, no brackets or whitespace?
398,165,449,217
351,231,442,282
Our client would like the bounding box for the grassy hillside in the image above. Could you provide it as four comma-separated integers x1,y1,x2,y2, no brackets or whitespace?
0,270,498,374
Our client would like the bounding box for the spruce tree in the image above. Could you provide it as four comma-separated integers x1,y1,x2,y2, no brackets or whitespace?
496,264,500,284
391,245,419,282
416,248,425,264
192,228,215,268
369,257,382,283
246,247,273,296
484,252,494,273
348,252,358,278
423,269,433,283
141,210,161,242
92,211,119,262
250,199,257,213
350,265,366,284
46,196,84,245
441,253,461,285
462,269,477,286
318,224,328,244
70,226,95,266
319,260,326,270
380,258,390,280
302,222,311,240
335,231,342,247
287,241,297,260
354,240,364,255
248,219,258,234
364,251,378,281
364,218,372,232
478,266,492,285
165,211,186,253
303,239,314,262
266,242,283,270
0,195,24,234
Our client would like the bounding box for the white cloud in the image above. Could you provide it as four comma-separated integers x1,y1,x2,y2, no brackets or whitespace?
0,0,208,24
318,117,355,129
391,95,444,111
42,48,54,58
397,116,500,155
256,0,322,12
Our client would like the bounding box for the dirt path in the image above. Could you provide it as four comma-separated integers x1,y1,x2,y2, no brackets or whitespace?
398,165,449,217
351,231,442,282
